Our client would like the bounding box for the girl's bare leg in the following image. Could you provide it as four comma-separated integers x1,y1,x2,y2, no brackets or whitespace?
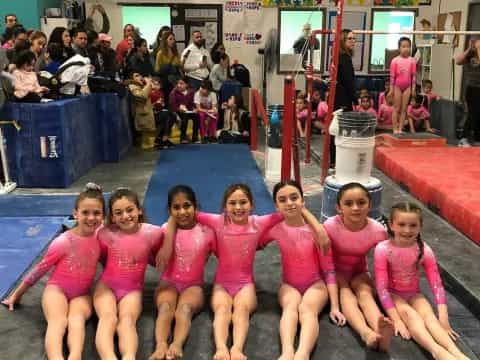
116,291,143,360
411,295,469,360
392,86,403,133
211,285,233,360
399,88,411,133
93,282,118,360
230,284,257,360
167,286,204,359
150,284,178,360
42,285,69,360
66,295,92,360
393,295,456,360
337,275,380,349
294,281,328,360
277,284,302,360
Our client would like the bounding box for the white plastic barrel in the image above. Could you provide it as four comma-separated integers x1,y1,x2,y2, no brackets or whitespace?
334,112,377,183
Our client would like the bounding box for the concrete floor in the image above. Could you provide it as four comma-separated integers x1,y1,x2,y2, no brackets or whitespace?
1,132,479,359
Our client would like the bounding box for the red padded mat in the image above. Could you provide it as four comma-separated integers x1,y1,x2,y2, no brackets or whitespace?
375,147,480,244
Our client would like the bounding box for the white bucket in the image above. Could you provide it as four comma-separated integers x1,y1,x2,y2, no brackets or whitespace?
335,136,375,183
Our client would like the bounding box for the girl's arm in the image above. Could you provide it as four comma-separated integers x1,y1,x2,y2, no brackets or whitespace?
2,237,66,310
156,216,175,271
301,208,330,254
326,283,346,326
410,58,416,94
421,245,457,338
319,249,346,326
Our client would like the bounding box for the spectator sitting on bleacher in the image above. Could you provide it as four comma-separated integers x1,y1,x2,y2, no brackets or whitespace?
29,31,47,72
378,92,394,130
88,33,117,78
1,13,17,44
71,28,88,57
218,94,249,143
357,94,377,117
154,31,181,96
150,76,175,149
48,27,75,62
210,42,226,64
209,53,229,92
12,50,49,102
194,79,218,143
44,42,63,74
128,72,157,150
116,24,137,66
169,76,198,144
6,25,27,64
127,38,153,77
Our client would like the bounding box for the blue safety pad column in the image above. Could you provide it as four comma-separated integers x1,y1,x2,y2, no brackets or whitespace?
95,93,132,162
0,216,65,299
1,97,100,188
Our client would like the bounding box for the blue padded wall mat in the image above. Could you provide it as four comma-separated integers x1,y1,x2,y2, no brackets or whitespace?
143,144,275,225
0,216,65,299
0,193,111,217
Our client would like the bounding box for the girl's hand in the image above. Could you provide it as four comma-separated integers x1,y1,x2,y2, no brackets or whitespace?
155,245,172,272
1,294,20,311
329,308,346,326
316,226,331,255
439,314,459,341
393,319,410,339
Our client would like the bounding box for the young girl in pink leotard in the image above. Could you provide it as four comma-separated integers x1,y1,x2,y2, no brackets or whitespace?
161,183,329,360
2,183,105,360
388,37,416,134
150,185,216,360
322,182,394,351
94,188,165,360
374,202,468,360
261,180,345,360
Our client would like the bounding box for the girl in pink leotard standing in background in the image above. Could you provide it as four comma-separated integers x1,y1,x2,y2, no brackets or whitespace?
94,188,165,360
261,180,345,360
2,183,105,360
388,37,416,134
150,185,216,360
374,202,469,360
162,183,330,360
322,182,394,351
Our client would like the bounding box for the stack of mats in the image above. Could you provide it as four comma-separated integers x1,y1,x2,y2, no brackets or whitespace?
375,146,480,244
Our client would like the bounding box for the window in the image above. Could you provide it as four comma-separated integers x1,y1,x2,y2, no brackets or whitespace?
122,6,171,48
369,9,416,72
278,9,325,73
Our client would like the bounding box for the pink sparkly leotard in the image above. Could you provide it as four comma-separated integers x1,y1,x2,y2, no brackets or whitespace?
262,222,336,294
98,223,163,301
407,105,430,121
323,215,387,281
160,223,216,293
196,212,283,297
390,56,416,92
23,230,100,300
374,240,446,310
316,101,328,122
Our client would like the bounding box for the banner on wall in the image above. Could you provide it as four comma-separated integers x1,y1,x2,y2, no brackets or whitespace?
224,1,264,45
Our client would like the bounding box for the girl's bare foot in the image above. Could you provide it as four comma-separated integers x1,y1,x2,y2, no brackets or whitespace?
362,329,381,350
213,347,230,360
377,316,394,352
150,342,169,360
166,342,184,359
278,349,295,360
230,347,247,360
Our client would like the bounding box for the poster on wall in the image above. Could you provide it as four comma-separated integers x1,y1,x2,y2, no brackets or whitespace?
224,1,264,46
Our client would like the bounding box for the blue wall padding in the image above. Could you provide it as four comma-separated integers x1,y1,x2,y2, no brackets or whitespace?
0,216,65,299
95,93,132,162
0,97,100,188
143,144,275,225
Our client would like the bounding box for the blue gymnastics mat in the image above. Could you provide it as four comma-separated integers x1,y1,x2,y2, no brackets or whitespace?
144,144,275,225
0,216,65,299
0,195,77,217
